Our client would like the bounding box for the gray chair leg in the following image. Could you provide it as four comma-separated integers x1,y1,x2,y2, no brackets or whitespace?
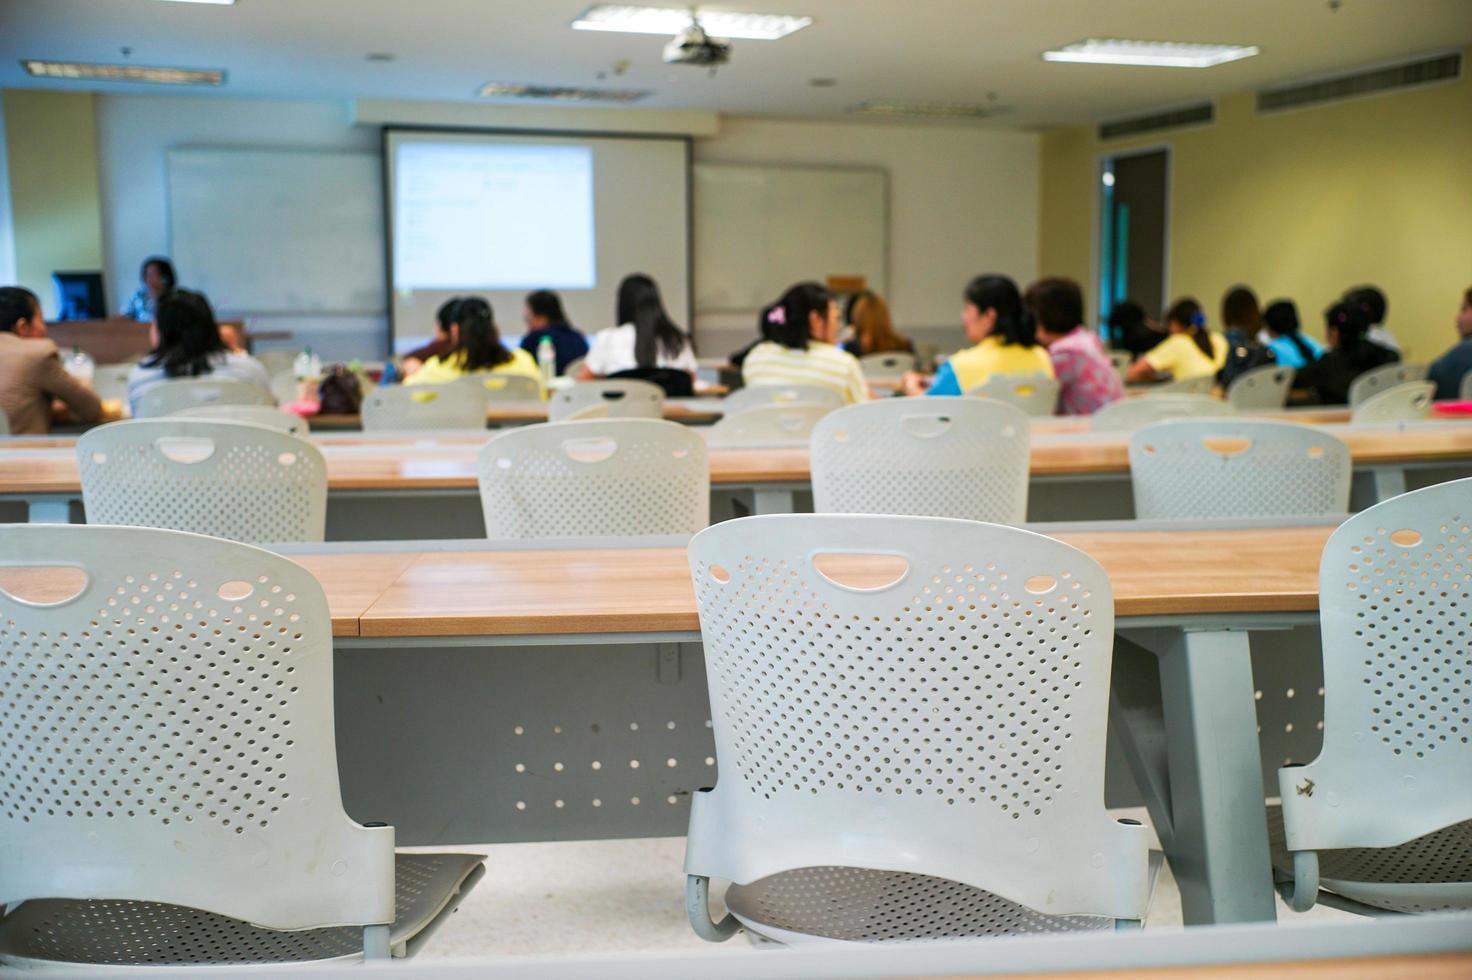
686,875,740,942
363,923,392,959
1276,850,1321,914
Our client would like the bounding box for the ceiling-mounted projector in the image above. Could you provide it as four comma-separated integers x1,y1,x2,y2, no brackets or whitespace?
662,19,731,67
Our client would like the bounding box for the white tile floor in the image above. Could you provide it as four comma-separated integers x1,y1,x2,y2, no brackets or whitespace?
409,817,1356,960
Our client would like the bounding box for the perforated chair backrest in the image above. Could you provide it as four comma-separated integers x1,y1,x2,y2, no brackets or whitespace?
1347,362,1428,407
706,402,832,449
173,404,310,437
477,419,708,538
1090,394,1236,432
1148,375,1216,395
1278,479,1472,852
561,356,585,379
269,369,301,407
0,523,394,929
254,349,301,377
684,514,1149,918
453,373,542,402
92,362,136,403
360,383,487,431
721,383,844,415
547,379,664,422
1350,381,1435,423
965,373,1060,417
858,351,916,379
135,379,274,418
1226,364,1296,410
811,397,1030,523
1128,419,1350,520
77,419,327,543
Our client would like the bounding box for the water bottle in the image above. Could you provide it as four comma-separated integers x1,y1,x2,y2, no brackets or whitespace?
379,361,397,386
293,347,323,380
537,336,556,386
64,347,95,383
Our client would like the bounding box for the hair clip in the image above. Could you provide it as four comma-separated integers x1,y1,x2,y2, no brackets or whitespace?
767,306,786,325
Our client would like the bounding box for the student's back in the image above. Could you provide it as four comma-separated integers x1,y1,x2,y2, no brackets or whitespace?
406,296,542,392
925,274,1053,396
1427,286,1472,400
126,290,268,416
742,281,868,404
1296,300,1400,405
839,292,913,357
518,289,589,375
0,286,103,434
582,274,698,380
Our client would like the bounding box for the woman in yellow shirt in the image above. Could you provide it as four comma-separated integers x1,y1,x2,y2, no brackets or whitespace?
906,274,1054,396
404,296,542,393
1127,297,1228,384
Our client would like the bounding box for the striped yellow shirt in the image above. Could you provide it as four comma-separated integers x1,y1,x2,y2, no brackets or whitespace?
741,341,870,404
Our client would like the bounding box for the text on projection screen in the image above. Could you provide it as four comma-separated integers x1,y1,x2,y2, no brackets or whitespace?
393,142,595,290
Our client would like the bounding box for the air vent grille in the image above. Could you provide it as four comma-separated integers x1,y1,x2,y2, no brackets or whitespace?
1257,52,1461,113
1099,102,1213,141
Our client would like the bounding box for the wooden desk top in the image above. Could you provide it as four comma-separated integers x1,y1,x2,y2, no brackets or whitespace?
351,525,1332,638
975,951,1472,980
284,552,419,636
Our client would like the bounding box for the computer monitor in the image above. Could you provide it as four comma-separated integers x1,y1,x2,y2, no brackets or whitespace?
52,271,106,321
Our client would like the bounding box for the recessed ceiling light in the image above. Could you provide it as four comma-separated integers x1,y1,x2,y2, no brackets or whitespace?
478,81,650,102
571,5,811,40
1043,38,1259,68
22,60,225,85
849,99,1010,119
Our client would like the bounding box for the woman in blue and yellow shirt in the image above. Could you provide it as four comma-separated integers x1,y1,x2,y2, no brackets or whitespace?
906,274,1054,396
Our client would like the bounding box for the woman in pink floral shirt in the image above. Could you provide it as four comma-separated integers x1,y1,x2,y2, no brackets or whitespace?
1025,278,1124,415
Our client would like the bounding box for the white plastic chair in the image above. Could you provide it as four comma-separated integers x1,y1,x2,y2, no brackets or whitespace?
1226,364,1296,410
477,419,708,538
561,356,585,379
173,404,310,437
254,348,301,377
77,419,327,543
453,373,542,402
92,362,136,403
1128,419,1350,520
1090,394,1236,432
361,384,487,431
548,379,664,423
706,403,832,449
0,524,484,968
1347,363,1428,407
811,398,1030,523
684,514,1155,943
1146,375,1215,396
135,378,274,418
721,384,844,415
965,373,1059,417
1350,381,1435,424
1273,478,1472,915
858,351,916,380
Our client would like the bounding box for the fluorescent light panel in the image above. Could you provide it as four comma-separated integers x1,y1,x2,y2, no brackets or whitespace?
572,5,811,40
22,60,224,85
1043,38,1258,68
478,81,650,102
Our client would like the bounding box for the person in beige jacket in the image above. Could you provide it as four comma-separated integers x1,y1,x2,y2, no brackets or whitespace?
0,286,103,435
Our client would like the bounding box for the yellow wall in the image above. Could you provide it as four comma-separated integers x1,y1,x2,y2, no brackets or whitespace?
3,90,105,319
1038,48,1472,360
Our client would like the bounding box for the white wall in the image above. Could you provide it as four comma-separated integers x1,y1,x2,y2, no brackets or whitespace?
95,94,381,358
693,116,1039,355
0,96,16,285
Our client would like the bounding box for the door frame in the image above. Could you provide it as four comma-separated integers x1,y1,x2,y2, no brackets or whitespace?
1093,143,1173,328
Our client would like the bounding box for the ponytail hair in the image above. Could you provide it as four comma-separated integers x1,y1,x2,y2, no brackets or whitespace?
452,296,513,372
759,281,831,351
1324,300,1373,360
1166,297,1213,358
964,274,1036,347
1263,299,1315,364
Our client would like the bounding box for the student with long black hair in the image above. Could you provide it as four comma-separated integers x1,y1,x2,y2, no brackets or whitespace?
1126,297,1228,384
742,281,868,403
0,286,103,433
126,289,269,415
1294,300,1400,405
122,256,177,322
580,273,698,381
404,296,541,390
401,296,463,376
1261,300,1323,370
907,274,1053,396
519,289,588,375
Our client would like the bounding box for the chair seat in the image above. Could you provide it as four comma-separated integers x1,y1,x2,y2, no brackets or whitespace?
723,866,1114,944
1268,805,1472,914
0,852,485,967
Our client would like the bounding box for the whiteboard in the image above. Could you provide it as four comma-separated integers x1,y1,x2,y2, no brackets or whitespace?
694,163,887,313
167,148,384,314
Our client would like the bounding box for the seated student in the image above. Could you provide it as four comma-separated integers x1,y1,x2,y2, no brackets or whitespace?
519,289,588,375
907,274,1053,396
1261,300,1323,370
126,289,270,416
1106,300,1165,359
0,286,103,434
580,273,699,382
741,281,869,404
1293,300,1400,405
1026,276,1122,415
1343,285,1401,354
1217,285,1275,387
1126,297,1228,384
840,291,914,358
121,256,176,323
1426,285,1472,400
404,296,541,391
401,297,463,377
